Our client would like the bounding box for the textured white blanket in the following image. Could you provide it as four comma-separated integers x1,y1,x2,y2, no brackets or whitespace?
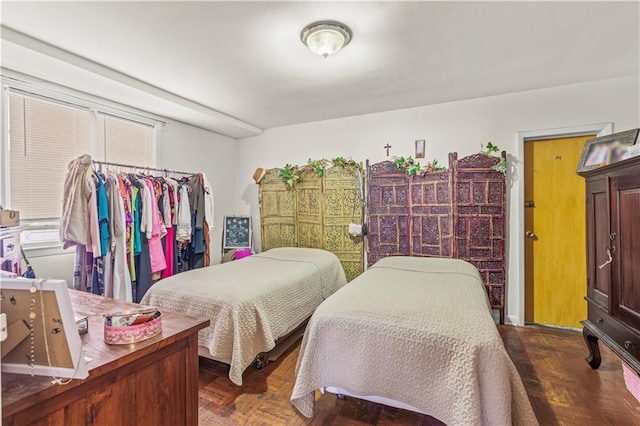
291,256,538,425
140,247,346,385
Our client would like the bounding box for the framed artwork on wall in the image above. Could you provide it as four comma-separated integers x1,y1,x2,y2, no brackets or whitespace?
577,129,639,173
415,139,425,158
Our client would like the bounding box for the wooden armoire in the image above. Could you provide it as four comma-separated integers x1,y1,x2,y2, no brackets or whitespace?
579,155,640,373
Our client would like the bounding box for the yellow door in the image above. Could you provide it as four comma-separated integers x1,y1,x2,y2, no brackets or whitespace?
524,135,591,328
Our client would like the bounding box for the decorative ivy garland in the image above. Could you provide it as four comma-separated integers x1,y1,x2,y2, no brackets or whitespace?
393,156,445,176
278,143,506,186
481,142,507,175
279,157,362,186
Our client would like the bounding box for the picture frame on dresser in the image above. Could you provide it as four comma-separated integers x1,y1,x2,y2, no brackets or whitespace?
0,278,88,379
576,128,639,173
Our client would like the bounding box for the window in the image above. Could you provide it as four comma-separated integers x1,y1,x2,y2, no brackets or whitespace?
2,82,159,249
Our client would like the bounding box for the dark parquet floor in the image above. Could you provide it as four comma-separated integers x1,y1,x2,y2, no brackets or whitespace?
198,325,640,425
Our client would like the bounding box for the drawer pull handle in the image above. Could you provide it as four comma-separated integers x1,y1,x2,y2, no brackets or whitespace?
625,341,632,350
596,318,604,324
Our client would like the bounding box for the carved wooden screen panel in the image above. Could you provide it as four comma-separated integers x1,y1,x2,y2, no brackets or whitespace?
366,161,410,266
324,167,364,282
364,154,507,323
410,170,453,257
295,170,323,249
453,153,506,323
259,168,296,251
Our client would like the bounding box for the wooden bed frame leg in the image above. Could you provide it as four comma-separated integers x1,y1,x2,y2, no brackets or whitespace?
583,327,601,369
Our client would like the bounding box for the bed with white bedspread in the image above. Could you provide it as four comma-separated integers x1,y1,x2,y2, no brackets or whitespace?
140,247,346,386
291,256,538,425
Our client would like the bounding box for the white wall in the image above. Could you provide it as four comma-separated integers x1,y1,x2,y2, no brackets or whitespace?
27,120,236,284
235,75,640,325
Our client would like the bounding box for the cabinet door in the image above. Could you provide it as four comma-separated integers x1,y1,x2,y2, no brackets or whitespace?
586,177,611,310
611,172,640,330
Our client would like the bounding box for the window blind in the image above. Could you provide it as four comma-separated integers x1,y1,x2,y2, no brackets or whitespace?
9,93,91,221
8,91,156,226
97,114,154,167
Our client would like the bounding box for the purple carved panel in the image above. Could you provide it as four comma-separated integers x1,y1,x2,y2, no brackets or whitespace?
397,186,408,205
421,216,441,245
441,237,452,257
381,186,395,205
380,216,401,243
369,187,381,206
412,206,430,215
399,235,410,253
431,206,451,215
370,160,402,174
473,183,487,203
368,236,379,251
389,206,409,215
470,248,491,258
457,240,468,257
412,185,424,204
481,206,504,215
458,206,480,215
437,183,450,203
492,217,504,237
488,181,504,204
492,240,504,257
489,271,504,285
457,217,467,237
457,182,471,203
440,216,451,236
457,153,500,169
366,154,505,322
469,217,491,246
422,246,442,256
424,183,436,204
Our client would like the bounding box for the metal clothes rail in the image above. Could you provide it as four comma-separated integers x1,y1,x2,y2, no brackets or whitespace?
92,160,195,176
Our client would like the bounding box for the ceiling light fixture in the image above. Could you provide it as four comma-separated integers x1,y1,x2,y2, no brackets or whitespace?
301,20,352,58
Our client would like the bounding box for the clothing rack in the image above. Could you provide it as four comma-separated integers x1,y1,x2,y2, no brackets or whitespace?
92,160,195,176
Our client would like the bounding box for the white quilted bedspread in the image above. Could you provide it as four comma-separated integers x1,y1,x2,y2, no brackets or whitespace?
140,247,346,385
291,256,538,425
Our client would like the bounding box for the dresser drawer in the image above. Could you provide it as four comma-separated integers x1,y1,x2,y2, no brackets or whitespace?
588,303,640,361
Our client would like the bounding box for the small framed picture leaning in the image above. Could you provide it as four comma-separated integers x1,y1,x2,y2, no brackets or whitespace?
576,129,639,173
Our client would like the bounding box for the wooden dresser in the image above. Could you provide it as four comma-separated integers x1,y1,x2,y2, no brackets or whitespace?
579,155,640,373
2,290,209,425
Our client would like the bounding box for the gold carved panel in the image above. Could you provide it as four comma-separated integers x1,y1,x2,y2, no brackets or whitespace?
258,166,364,281
259,168,296,251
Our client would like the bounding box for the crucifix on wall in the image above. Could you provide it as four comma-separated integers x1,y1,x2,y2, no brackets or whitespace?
384,143,392,157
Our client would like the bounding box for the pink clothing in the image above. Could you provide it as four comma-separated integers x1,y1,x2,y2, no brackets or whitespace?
161,183,176,279
143,179,167,273
86,176,101,256
161,226,175,279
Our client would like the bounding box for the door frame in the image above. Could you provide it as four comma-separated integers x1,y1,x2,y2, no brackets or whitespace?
513,123,612,326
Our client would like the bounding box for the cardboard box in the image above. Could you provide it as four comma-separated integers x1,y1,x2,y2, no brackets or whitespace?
0,210,20,227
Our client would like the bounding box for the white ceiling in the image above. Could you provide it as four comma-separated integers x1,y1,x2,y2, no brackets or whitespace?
1,1,638,139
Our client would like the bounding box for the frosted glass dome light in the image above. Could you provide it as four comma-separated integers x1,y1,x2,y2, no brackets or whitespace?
301,21,352,58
